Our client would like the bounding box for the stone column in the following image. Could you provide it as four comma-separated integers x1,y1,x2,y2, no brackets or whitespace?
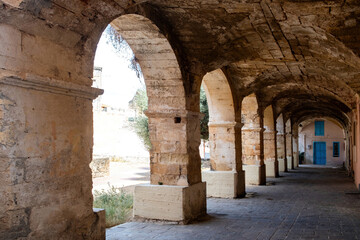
202,122,245,198
293,134,299,168
242,126,266,185
285,120,294,170
264,130,279,177
134,110,206,223
292,125,299,168
277,132,287,172
0,75,105,239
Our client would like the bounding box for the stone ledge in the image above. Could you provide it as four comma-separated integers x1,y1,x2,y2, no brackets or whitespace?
133,182,206,224
0,74,103,99
202,170,245,198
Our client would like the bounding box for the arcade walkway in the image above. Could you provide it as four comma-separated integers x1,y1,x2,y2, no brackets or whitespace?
107,167,360,240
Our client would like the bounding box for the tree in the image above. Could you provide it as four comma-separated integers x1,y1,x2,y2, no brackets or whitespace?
130,88,152,151
200,87,209,140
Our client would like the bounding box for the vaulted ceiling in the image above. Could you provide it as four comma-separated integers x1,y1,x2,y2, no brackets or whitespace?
2,0,359,127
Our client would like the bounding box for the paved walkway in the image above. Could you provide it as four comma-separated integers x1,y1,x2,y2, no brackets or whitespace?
107,167,360,240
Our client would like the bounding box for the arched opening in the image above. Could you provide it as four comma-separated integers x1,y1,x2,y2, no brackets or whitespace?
91,26,149,227
201,69,245,198
263,105,279,177
89,14,206,225
241,93,266,185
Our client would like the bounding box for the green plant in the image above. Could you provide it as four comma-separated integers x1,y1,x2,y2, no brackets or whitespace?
130,88,152,151
93,186,133,228
200,86,209,140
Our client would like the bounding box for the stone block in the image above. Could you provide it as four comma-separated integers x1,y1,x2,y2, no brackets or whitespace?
133,182,206,223
287,156,294,170
202,170,245,198
243,164,266,185
93,208,106,240
265,159,279,178
278,158,287,172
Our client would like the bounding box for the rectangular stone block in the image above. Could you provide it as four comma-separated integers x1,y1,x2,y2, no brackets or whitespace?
243,164,266,185
133,182,206,223
92,208,106,240
265,159,279,178
202,170,245,198
278,158,287,172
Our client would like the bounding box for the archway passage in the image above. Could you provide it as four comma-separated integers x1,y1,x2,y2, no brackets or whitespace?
201,69,245,198
2,1,360,239
106,14,206,224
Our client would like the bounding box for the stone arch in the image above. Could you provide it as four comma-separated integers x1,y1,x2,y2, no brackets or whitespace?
202,69,236,170
263,105,279,177
92,14,206,223
241,93,265,185
201,69,245,198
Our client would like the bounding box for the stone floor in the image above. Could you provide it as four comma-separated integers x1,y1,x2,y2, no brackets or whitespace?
107,166,360,240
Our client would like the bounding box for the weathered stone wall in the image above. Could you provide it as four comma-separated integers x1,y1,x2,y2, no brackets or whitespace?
0,81,103,239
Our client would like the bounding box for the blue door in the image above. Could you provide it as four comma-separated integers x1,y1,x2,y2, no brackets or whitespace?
313,142,326,165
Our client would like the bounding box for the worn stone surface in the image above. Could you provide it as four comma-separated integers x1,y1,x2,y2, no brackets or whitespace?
202,170,245,198
133,182,206,223
108,167,360,240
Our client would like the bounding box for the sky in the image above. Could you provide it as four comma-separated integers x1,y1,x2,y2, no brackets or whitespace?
93,29,143,109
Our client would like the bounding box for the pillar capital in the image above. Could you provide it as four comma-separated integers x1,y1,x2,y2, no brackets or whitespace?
208,121,243,128
242,127,265,132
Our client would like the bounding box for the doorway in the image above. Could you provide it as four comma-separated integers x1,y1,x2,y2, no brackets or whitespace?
313,141,326,165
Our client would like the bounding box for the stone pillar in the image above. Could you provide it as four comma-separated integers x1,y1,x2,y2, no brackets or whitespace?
276,114,287,172
264,130,279,177
293,134,299,168
292,125,299,168
242,126,266,185
0,75,105,239
285,120,294,170
134,111,206,223
263,105,279,178
202,122,245,198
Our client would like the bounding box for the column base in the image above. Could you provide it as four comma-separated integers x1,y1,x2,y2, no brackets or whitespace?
278,158,287,172
265,159,279,178
202,170,245,198
92,208,106,239
287,156,294,170
243,164,266,185
133,182,206,224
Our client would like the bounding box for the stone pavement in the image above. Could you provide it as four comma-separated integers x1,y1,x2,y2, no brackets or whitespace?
107,167,360,240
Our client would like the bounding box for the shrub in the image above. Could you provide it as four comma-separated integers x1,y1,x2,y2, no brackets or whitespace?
93,186,133,228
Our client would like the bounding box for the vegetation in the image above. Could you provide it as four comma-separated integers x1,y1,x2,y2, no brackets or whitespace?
131,88,152,151
93,186,133,228
105,25,142,78
200,87,209,140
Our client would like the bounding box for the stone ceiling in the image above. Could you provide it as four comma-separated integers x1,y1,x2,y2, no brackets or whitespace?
1,0,360,127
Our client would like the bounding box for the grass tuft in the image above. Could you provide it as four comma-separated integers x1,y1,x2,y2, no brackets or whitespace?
93,186,133,228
